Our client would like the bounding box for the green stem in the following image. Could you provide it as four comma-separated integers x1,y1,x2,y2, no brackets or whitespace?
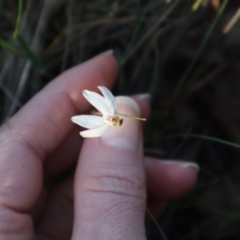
13,0,23,39
161,133,240,149
116,112,146,121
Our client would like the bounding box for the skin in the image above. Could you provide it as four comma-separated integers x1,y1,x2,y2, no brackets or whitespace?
0,52,198,240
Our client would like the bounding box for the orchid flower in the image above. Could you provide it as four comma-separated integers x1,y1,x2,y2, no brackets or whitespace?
71,86,145,138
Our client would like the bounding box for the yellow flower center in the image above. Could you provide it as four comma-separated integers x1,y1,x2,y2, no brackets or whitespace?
107,116,123,126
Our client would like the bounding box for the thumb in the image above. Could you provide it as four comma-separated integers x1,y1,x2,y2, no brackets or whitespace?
72,97,146,240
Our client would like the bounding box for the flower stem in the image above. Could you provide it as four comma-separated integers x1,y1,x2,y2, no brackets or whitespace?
116,112,146,121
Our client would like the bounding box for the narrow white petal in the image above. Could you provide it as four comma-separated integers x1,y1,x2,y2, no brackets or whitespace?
83,90,111,116
98,86,116,115
80,124,110,138
71,115,105,129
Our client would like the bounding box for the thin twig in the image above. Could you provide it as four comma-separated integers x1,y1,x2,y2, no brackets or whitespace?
157,62,228,110
0,83,22,108
121,0,182,65
6,0,53,120
223,7,240,34
61,0,74,72
146,208,168,240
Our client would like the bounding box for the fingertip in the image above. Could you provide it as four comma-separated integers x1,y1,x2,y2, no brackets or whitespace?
101,96,142,151
116,96,140,115
133,93,151,102
132,94,151,120
48,50,118,106
145,157,198,199
100,49,114,55
87,49,118,82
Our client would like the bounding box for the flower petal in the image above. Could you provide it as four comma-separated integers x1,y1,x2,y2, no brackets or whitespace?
80,124,110,138
71,115,105,129
98,86,116,115
83,90,111,116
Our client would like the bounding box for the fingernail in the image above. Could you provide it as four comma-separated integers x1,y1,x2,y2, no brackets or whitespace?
134,93,151,101
101,49,114,55
159,160,199,172
101,96,141,151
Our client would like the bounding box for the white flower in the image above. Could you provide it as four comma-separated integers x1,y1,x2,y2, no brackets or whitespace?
71,86,123,138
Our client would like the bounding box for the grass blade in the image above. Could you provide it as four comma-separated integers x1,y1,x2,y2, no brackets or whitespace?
13,0,23,39
0,38,21,55
161,133,240,149
174,0,228,95
16,33,44,70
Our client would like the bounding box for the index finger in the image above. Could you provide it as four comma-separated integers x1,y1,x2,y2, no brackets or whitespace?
0,51,117,214
6,51,117,159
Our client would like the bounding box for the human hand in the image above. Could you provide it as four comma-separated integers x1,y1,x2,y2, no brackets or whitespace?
0,51,198,239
